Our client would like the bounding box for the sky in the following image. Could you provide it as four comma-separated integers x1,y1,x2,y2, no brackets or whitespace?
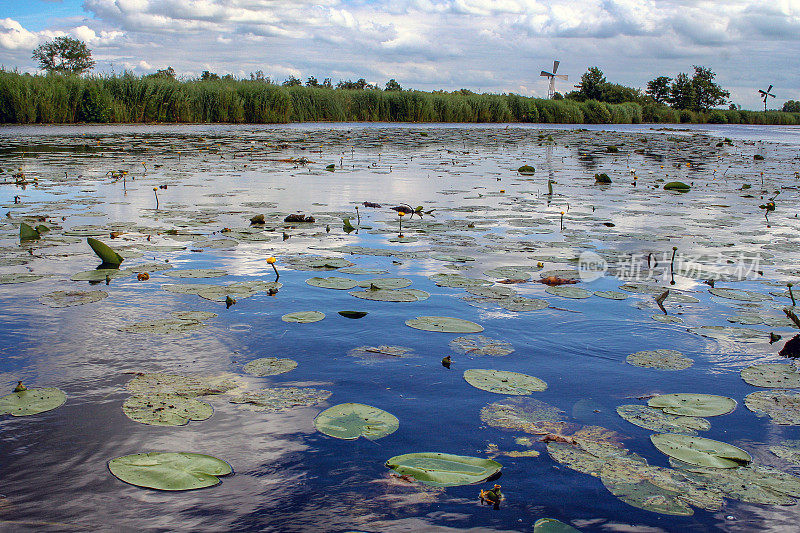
1,0,799,109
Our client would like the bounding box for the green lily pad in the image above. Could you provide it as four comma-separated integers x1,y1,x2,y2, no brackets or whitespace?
626,349,693,370
484,266,533,280
546,440,638,477
122,394,213,426
87,237,124,265
171,311,217,321
463,369,547,395
162,281,282,302
163,269,228,278
121,318,206,335
545,286,592,299
39,290,108,308
126,373,237,397
108,452,232,491
688,325,765,344
650,434,751,468
284,256,354,271
449,335,515,356
405,316,483,333
617,405,710,435
314,403,399,440
71,268,133,282
651,315,684,324
243,357,298,377
602,476,693,516
594,290,629,300
465,285,517,298
533,518,580,533
497,297,549,311
0,273,44,284
281,311,325,323
429,273,492,288
744,390,800,424
676,462,800,505
0,387,66,416
648,394,737,417
349,289,418,302
709,287,771,302
338,311,368,319
229,387,331,412
664,181,690,191
741,364,800,388
306,276,359,290
348,345,413,360
385,452,502,487
19,222,40,241
357,277,412,289
339,268,389,275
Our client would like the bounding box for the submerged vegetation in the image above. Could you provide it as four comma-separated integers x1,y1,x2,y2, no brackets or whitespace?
2,70,800,125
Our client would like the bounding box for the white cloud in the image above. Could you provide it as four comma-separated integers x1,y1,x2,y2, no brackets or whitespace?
0,18,40,50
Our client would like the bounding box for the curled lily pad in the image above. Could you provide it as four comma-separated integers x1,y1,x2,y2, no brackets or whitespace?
163,269,228,278
650,434,751,468
744,390,800,424
405,316,483,333
497,297,549,312
229,387,331,412
357,277,412,289
626,349,693,371
385,452,502,487
314,403,399,440
545,286,592,299
243,357,298,377
450,335,515,356
648,394,737,417
39,290,107,308
533,518,580,533
281,311,325,323
338,311,367,319
108,452,232,491
709,287,771,302
0,387,66,416
464,369,547,395
87,237,123,265
126,373,237,397
741,363,800,388
122,394,213,426
306,276,358,290
617,405,710,435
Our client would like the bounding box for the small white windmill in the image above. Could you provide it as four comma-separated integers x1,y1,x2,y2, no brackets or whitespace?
540,60,568,98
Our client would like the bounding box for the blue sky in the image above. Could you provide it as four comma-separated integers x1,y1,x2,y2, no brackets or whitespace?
1,0,799,110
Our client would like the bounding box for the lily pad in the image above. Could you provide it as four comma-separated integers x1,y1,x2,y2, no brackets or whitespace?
348,345,413,360
126,373,237,397
497,297,549,312
545,286,592,299
0,387,66,416
429,273,492,288
163,269,228,279
533,518,580,533
744,390,800,424
338,311,368,319
0,273,44,284
108,452,232,491
306,276,359,290
384,452,502,487
484,266,533,280
171,311,217,321
39,290,108,308
594,290,629,300
688,325,765,344
405,316,483,333
229,387,331,412
449,335,515,356
121,318,207,335
617,405,710,435
357,277,412,289
676,462,800,505
709,287,771,302
349,289,419,302
463,369,547,395
650,434,751,468
314,403,399,440
162,281,281,302
482,397,573,435
465,285,517,298
243,357,298,377
602,476,693,516
626,349,693,370
281,311,325,323
741,364,800,388
71,268,133,282
648,394,737,417
122,394,213,426
87,237,124,265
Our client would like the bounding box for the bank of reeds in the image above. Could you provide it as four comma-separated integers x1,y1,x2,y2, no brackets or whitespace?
1,70,798,125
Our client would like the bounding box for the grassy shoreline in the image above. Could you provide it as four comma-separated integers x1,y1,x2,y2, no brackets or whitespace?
2,71,799,126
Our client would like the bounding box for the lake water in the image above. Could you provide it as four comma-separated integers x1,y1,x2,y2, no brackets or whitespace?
1,123,799,532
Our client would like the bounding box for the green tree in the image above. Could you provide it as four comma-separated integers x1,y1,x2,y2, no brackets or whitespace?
200,70,220,81
385,79,402,91
690,66,729,110
783,100,800,112
306,76,319,87
282,76,302,87
578,67,606,101
321,78,332,88
668,73,694,109
646,76,672,104
32,36,95,75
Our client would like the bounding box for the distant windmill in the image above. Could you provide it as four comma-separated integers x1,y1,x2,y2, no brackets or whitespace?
758,85,775,112
540,60,568,98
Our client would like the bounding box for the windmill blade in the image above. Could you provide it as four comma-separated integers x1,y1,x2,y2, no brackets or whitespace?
541,71,554,77
552,60,560,74
767,84,773,92
556,74,569,80
768,93,776,98
758,90,767,96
